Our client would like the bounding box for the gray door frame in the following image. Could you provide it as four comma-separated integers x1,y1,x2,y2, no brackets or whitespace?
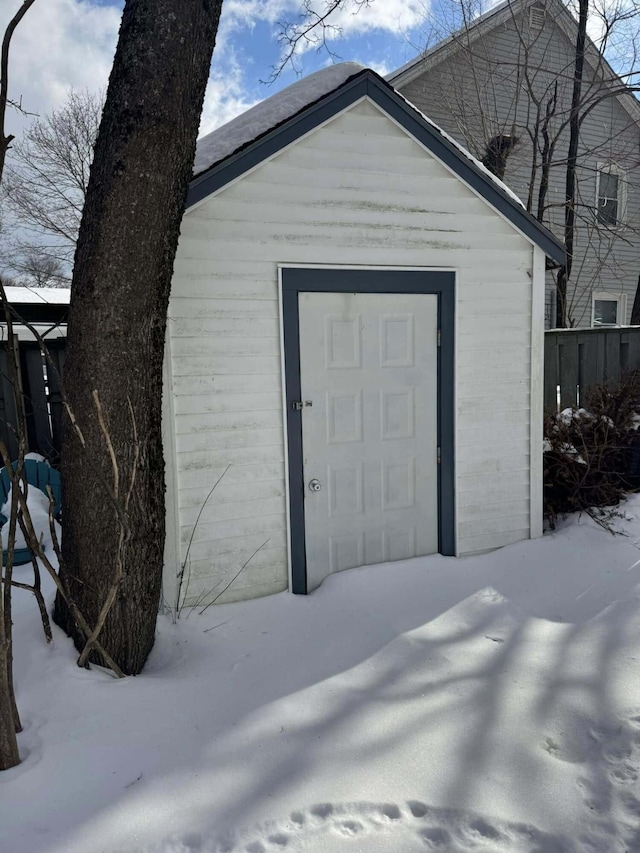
282,268,455,594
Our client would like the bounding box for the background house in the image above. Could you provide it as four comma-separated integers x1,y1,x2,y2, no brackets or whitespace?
163,63,563,608
389,0,640,328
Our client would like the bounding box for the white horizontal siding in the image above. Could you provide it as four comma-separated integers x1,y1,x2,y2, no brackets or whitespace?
173,392,282,416
178,445,285,472
180,511,287,546
184,529,288,563
167,97,536,605
172,374,282,396
185,546,288,584
180,478,284,511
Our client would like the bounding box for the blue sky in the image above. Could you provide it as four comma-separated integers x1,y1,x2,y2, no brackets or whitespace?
1,0,431,142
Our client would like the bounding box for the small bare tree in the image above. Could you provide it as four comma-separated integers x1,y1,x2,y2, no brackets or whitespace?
0,2,119,774
0,0,37,775
1,89,102,280
11,251,66,287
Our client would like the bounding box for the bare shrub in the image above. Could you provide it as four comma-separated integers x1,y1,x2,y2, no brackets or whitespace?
543,370,640,526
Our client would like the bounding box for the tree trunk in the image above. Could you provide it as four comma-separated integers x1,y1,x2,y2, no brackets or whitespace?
0,570,20,770
0,641,20,770
630,274,640,325
556,0,588,328
53,0,222,675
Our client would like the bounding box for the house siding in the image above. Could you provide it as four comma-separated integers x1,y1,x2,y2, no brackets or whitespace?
397,4,640,327
167,97,536,606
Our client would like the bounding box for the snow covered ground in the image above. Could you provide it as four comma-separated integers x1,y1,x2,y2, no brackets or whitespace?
3,501,640,853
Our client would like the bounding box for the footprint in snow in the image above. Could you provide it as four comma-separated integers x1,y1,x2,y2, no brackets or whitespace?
571,714,640,851
188,800,576,853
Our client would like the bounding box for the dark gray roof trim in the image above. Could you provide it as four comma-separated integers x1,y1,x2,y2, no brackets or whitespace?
187,70,566,265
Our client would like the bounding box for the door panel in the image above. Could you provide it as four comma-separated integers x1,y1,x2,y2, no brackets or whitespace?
298,292,438,591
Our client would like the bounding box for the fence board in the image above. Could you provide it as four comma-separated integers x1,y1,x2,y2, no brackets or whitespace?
628,330,640,371
22,346,53,458
545,326,640,413
579,333,597,395
544,334,558,412
0,339,66,465
559,339,578,409
48,344,66,462
0,348,20,460
606,334,621,382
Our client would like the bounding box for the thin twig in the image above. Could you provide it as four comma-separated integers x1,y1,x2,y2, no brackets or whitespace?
1,300,131,528
178,463,231,615
198,538,270,616
203,621,227,633
77,396,138,668
0,280,127,678
93,389,119,499
0,434,125,677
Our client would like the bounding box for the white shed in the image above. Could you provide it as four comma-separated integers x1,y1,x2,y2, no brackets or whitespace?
163,63,565,608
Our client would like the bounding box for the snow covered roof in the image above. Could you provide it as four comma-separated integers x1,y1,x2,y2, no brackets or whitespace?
188,63,565,264
3,286,70,304
397,88,525,209
194,62,522,207
0,286,69,328
194,63,367,177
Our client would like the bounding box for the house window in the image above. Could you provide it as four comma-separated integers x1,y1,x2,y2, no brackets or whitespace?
592,292,626,326
596,164,624,226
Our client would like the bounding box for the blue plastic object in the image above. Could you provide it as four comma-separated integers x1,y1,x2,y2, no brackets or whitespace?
0,459,61,520
0,459,62,566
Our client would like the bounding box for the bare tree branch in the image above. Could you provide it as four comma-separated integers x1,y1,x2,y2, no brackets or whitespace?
265,0,372,81
0,0,37,181
406,0,640,327
2,89,102,278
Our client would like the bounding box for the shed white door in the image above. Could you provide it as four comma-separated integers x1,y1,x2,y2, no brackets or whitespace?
298,291,439,592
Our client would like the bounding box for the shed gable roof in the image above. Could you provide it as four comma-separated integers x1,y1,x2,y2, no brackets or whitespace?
188,65,565,264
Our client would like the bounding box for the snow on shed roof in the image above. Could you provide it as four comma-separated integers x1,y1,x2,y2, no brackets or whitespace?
395,89,525,209
193,62,523,207
193,62,367,177
189,63,565,264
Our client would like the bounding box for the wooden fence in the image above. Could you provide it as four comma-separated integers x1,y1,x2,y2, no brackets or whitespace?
0,340,66,464
544,326,640,412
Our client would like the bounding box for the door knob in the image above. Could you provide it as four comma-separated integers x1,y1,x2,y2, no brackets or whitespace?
308,479,322,492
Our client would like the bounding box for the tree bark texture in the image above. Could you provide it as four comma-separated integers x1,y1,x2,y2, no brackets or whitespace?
54,0,222,674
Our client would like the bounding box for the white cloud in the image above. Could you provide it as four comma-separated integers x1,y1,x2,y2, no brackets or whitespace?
0,0,428,147
219,0,426,47
1,0,120,139
199,52,260,137
354,56,392,77
0,0,262,143
205,0,428,135
305,0,427,35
